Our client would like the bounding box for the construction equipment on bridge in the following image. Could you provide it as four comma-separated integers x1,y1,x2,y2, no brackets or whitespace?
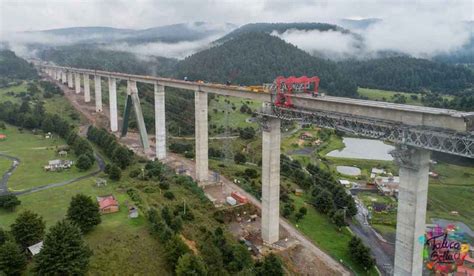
273,76,320,108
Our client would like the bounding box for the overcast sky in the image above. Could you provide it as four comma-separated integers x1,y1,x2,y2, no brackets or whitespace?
1,0,473,33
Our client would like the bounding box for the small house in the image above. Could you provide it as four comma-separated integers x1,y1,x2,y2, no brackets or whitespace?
44,159,73,171
429,172,439,178
97,195,119,214
128,206,139,218
96,178,107,187
294,188,304,196
0,134,6,141
339,180,351,187
300,132,314,140
28,241,43,256
375,176,400,196
58,150,68,157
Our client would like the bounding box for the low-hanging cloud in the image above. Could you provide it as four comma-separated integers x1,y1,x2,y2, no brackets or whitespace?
102,35,220,59
272,29,361,60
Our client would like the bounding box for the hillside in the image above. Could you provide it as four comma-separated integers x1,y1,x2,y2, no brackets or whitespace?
217,22,350,43
0,50,37,83
339,56,474,95
177,32,358,97
38,46,178,76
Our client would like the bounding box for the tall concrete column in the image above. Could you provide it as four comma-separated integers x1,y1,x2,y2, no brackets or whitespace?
128,80,150,151
393,146,430,276
83,74,91,103
67,72,73,88
154,83,166,160
55,70,61,81
261,117,281,244
74,73,81,94
62,71,67,84
194,89,208,183
94,75,102,112
108,77,118,132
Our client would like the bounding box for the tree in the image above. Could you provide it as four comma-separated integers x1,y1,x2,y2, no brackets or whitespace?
0,194,21,211
66,194,101,233
34,220,92,275
112,146,132,169
255,253,284,276
108,164,121,181
0,240,27,276
332,209,346,229
75,154,93,171
313,189,333,214
0,227,6,246
10,210,45,249
244,168,258,179
165,235,190,269
234,152,247,164
239,127,256,139
299,206,307,216
348,236,375,271
227,243,253,273
175,253,207,276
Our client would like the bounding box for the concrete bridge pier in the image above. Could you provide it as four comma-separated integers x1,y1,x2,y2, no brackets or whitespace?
61,71,67,84
67,71,74,89
393,146,430,276
194,89,208,184
154,83,166,160
84,74,91,103
55,69,61,81
261,117,281,244
108,77,118,132
74,73,81,94
128,80,150,151
94,75,103,112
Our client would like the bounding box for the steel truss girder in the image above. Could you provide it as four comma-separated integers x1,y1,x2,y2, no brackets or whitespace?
257,106,474,159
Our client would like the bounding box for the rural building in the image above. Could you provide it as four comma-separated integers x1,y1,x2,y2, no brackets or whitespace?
375,176,400,196
128,206,139,218
0,134,6,141
44,159,73,171
28,241,43,256
300,132,314,140
339,179,351,187
58,150,68,157
97,195,119,214
294,188,304,196
370,168,386,179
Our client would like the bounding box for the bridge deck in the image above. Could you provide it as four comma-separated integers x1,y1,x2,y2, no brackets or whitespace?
40,65,474,133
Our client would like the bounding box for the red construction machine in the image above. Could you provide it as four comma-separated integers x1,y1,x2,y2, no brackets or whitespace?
273,76,320,108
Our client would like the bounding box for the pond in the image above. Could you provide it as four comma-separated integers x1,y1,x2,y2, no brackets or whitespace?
327,137,395,161
336,166,361,176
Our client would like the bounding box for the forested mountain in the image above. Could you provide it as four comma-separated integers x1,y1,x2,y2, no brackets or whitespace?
177,32,357,97
38,46,178,76
339,56,474,95
217,22,350,42
0,50,37,83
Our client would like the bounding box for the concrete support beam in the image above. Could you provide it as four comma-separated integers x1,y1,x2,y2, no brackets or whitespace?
393,147,430,276
94,75,102,112
74,73,81,94
261,117,281,244
84,74,91,103
194,89,208,183
108,77,118,132
128,80,150,151
154,83,166,160
67,72,73,88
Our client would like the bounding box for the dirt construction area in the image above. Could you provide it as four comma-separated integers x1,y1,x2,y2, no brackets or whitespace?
48,74,350,276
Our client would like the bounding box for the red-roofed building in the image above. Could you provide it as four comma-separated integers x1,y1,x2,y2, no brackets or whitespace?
97,195,119,214
0,134,6,141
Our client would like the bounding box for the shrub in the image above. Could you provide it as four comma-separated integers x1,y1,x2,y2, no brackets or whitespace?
164,191,175,200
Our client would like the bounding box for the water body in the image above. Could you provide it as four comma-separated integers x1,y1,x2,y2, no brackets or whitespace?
336,166,361,176
327,137,395,161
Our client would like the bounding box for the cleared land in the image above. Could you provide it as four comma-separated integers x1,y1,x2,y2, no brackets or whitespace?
0,126,98,191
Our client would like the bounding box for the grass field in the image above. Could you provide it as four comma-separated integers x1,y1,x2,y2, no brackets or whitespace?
0,126,98,191
209,95,261,133
288,195,378,275
0,82,28,103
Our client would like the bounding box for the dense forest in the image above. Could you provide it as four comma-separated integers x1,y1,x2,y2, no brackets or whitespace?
0,50,37,84
339,56,474,95
217,22,351,42
177,32,358,97
38,46,178,76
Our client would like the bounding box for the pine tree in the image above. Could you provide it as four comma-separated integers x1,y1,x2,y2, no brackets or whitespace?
0,240,27,275
10,210,45,249
175,253,207,276
255,253,284,276
34,220,92,275
66,194,101,233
